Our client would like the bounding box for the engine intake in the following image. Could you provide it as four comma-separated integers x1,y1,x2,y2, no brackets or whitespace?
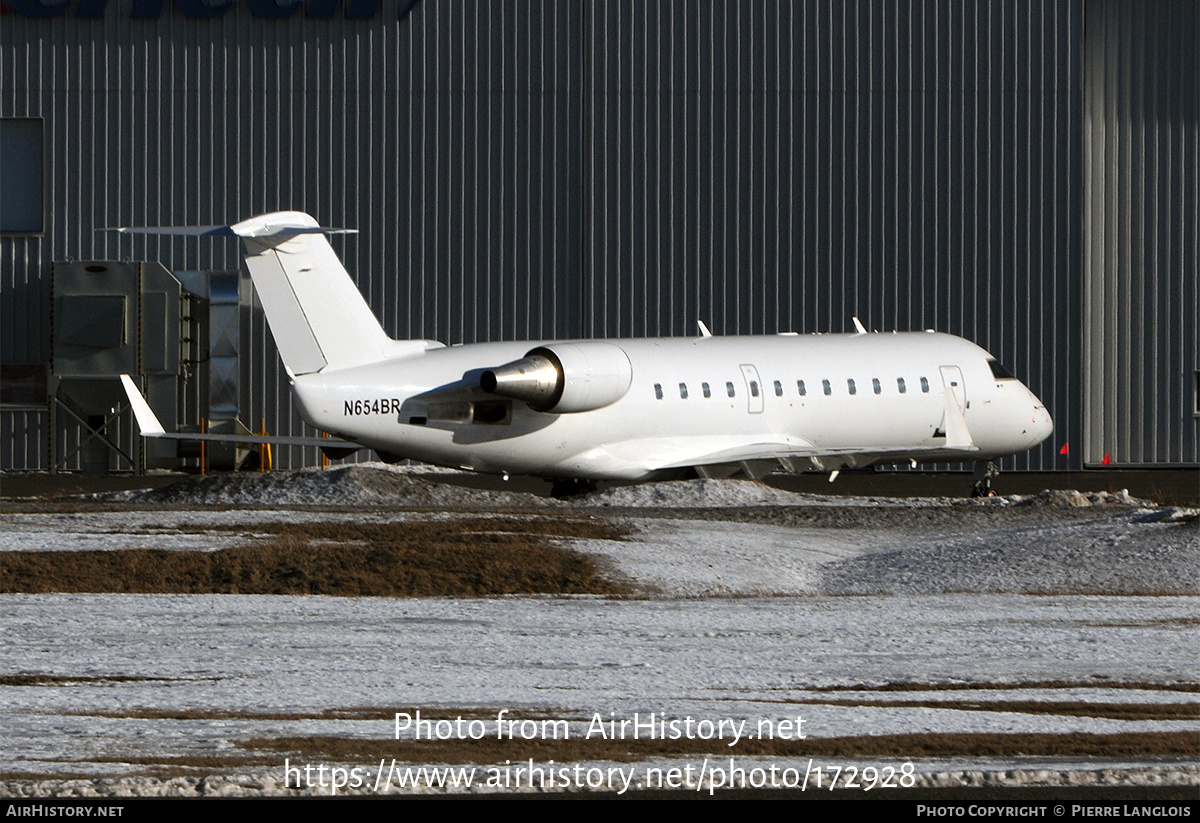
480,342,633,413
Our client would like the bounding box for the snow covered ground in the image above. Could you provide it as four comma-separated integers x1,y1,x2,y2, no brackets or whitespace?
1,468,1197,795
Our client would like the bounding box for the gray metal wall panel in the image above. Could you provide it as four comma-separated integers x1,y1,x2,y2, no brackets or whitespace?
0,409,48,471
1084,0,1199,466
2,1,583,469
0,0,1124,473
584,0,1083,471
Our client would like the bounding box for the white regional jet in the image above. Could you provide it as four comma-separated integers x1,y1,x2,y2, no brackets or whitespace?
119,211,1052,496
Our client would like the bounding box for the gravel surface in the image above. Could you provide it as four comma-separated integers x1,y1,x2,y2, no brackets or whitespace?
2,466,1196,797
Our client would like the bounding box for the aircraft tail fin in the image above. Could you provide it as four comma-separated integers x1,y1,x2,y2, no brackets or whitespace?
118,212,390,376
229,212,390,375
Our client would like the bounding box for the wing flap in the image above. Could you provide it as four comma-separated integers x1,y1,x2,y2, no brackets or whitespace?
648,435,820,470
646,435,978,474
120,375,360,449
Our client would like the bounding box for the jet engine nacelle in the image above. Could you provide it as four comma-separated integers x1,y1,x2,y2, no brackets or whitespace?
480,342,633,413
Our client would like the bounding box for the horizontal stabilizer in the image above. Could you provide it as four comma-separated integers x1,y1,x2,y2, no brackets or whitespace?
110,221,357,238
112,212,390,376
110,225,237,237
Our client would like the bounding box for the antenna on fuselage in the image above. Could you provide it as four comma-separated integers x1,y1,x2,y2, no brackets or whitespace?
697,320,713,339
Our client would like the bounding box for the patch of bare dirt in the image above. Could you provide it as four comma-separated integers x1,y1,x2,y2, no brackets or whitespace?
0,518,632,597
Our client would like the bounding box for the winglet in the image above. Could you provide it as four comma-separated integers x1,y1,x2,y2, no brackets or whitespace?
852,316,868,335
697,320,713,339
120,375,165,436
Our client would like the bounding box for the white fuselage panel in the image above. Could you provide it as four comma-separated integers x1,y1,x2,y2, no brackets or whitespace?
291,332,1053,480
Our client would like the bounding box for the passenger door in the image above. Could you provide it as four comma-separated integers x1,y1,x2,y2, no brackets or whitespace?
939,365,966,411
739,364,764,414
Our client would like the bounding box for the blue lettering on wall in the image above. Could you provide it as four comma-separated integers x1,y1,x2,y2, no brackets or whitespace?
8,0,419,20
74,0,109,18
8,0,72,18
245,0,299,19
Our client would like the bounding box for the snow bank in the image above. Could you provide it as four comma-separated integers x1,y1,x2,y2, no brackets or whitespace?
108,463,555,509
97,466,1172,512
578,478,818,507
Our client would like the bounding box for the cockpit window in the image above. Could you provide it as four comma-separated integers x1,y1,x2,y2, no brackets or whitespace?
988,359,1017,380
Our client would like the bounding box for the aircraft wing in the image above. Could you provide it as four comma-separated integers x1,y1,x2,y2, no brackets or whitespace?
646,439,976,473
120,375,361,449
644,435,822,470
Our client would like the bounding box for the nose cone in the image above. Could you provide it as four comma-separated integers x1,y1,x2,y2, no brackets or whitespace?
1027,394,1054,448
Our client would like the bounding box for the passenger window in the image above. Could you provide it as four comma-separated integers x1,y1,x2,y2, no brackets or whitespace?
920,376,930,393
702,382,711,398
872,378,881,394
797,380,807,396
750,381,760,397
774,380,783,397
822,379,832,396
654,383,663,400
847,379,857,395
679,382,688,399
897,377,906,394
726,381,736,398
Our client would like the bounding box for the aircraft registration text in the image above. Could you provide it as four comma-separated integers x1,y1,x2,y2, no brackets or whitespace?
344,399,403,416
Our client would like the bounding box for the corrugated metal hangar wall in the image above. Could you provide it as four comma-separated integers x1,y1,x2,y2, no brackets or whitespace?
2,0,1196,472
1083,0,1198,468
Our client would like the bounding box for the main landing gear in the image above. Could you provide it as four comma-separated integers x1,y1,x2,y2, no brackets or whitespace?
971,460,1000,498
550,478,598,499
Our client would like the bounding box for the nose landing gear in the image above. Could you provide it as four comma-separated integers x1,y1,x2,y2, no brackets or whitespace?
971,460,1000,498
550,478,598,499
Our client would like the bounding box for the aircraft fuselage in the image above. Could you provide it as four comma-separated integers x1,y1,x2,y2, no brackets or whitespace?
292,331,1052,481
118,213,1053,484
